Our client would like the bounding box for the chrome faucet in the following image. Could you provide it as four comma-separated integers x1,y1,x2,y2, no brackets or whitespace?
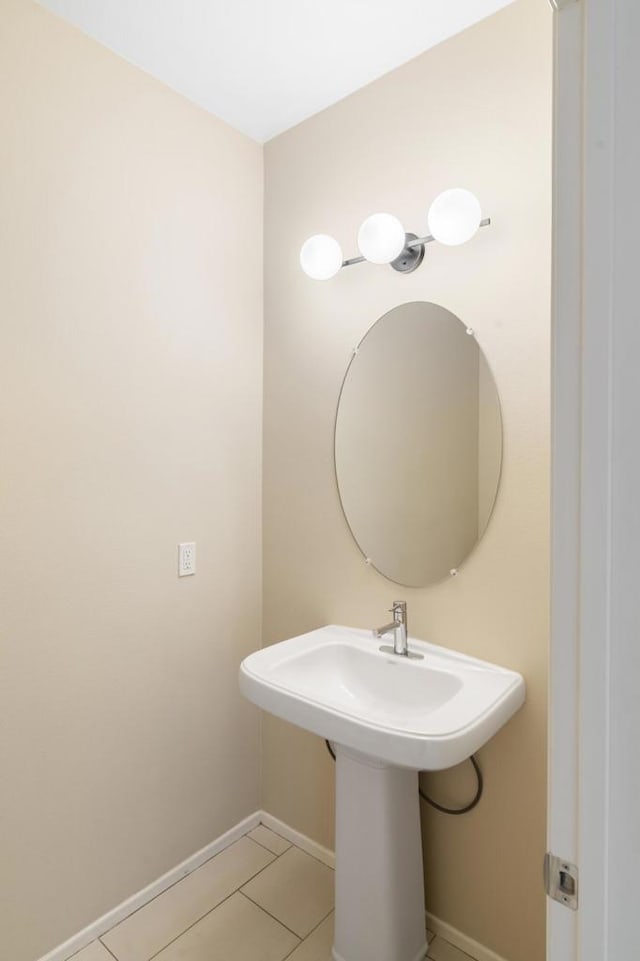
373,600,410,656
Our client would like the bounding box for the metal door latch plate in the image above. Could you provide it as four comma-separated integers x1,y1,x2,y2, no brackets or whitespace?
544,852,579,910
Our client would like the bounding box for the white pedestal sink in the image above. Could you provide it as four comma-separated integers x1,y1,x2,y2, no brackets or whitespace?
239,625,525,961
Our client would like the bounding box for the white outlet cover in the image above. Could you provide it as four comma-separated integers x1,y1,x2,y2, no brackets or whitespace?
178,542,196,576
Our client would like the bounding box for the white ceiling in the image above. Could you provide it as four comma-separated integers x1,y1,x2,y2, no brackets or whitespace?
37,0,515,143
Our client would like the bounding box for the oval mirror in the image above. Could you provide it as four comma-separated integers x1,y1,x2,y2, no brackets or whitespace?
334,301,502,588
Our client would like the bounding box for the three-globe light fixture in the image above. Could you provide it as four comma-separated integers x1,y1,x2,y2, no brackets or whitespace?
299,188,489,280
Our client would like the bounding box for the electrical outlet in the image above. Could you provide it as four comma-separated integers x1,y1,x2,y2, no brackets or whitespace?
178,542,196,577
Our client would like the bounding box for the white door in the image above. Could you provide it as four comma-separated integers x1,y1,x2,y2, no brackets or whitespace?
549,1,640,958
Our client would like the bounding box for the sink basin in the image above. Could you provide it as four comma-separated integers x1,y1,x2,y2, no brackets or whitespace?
240,624,525,961
240,624,525,770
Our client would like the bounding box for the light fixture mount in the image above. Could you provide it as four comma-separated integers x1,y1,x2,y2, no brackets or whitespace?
390,232,426,274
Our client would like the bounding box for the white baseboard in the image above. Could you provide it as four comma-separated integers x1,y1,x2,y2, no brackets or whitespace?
259,811,335,869
426,911,509,961
37,811,262,961
37,810,504,961
260,817,506,961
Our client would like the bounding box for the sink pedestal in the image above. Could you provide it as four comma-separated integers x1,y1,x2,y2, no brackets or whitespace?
240,624,525,958
333,745,427,961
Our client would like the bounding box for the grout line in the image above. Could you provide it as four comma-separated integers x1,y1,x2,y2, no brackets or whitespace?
84,835,334,961
247,831,292,856
281,935,308,960
246,831,327,870
294,847,333,870
139,852,279,961
98,828,277,944
250,837,289,855
258,814,334,870
237,838,335,941
238,890,303,941
245,835,282,860
297,905,334,940
106,833,286,961
427,935,478,961
237,836,335,947
45,813,264,961
61,831,481,961
66,942,117,961
280,907,335,959
96,941,119,961
260,834,334,871
144,887,247,961
255,821,293,846
239,889,334,955
64,947,87,961
96,837,262,939
264,823,294,839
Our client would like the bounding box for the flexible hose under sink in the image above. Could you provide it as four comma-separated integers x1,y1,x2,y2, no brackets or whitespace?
324,740,483,815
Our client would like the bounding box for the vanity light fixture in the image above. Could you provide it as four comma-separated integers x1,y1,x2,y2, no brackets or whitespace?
357,213,406,264
299,188,490,279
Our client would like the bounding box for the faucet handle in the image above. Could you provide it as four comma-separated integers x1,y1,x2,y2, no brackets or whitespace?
390,599,406,614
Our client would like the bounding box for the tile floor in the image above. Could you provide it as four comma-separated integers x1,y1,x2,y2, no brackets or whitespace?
67,824,478,961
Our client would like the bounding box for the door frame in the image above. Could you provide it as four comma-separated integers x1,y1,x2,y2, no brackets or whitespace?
549,0,638,957
548,3,583,958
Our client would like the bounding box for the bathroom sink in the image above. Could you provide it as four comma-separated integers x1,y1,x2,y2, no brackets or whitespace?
241,623,525,961
240,624,525,770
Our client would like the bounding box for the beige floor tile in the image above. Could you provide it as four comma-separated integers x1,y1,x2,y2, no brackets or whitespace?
68,942,115,961
427,935,476,961
427,928,436,944
241,846,334,939
284,914,334,961
247,824,292,856
102,837,274,961
153,892,299,961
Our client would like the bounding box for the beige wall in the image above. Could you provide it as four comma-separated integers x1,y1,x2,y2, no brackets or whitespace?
263,2,551,960
0,2,263,959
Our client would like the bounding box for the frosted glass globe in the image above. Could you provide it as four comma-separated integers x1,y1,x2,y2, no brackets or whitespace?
427,189,482,246
299,234,343,280
357,213,406,264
